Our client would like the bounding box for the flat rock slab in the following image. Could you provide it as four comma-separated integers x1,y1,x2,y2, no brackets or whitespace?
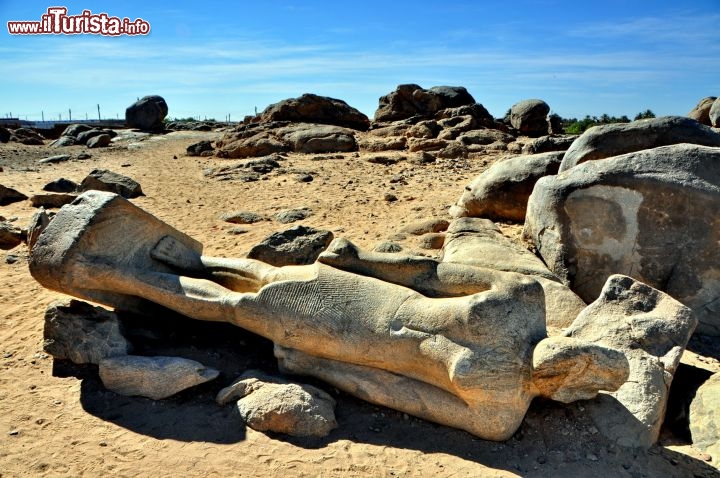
99,355,219,400
43,299,131,364
565,275,697,448
524,144,720,335
216,369,337,438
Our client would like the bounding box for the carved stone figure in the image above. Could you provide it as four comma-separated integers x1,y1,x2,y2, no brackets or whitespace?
29,191,631,440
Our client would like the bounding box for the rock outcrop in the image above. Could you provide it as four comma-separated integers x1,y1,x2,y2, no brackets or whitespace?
450,151,564,221
374,84,479,122
559,116,720,172
687,97,717,126
524,143,720,335
259,94,369,131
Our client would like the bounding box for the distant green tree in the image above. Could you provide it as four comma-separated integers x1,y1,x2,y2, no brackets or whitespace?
562,113,633,134
634,110,656,120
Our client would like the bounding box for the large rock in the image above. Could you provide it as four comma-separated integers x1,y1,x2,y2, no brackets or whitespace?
260,94,369,131
61,123,92,138
0,221,24,250
99,355,219,400
0,184,28,206
450,151,564,221
216,370,337,438
374,84,476,122
711,98,720,127
690,373,720,461
565,275,696,448
247,225,333,266
30,193,77,209
524,144,720,335
43,299,131,364
441,218,586,330
48,136,76,148
43,178,79,193
216,123,357,158
509,99,550,136
216,131,289,159
80,169,144,198
278,124,357,153
687,97,717,126
86,134,111,148
125,95,168,131
559,116,720,172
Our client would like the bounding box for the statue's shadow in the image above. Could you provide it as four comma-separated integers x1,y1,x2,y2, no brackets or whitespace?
58,312,719,477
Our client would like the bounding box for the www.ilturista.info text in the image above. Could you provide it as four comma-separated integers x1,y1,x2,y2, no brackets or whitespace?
7,7,150,36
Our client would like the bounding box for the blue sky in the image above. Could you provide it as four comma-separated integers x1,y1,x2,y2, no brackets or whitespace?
2,1,719,122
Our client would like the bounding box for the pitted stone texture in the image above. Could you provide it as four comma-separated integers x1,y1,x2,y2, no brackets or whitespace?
564,275,696,448
43,299,131,364
524,144,720,335
690,373,720,461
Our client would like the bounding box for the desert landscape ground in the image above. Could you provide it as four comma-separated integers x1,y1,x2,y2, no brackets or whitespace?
1,123,719,477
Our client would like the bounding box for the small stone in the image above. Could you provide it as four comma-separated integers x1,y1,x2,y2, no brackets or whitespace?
228,227,249,235
536,456,547,464
5,254,20,264
586,453,598,461
296,174,313,183
367,155,400,165
384,193,398,202
77,153,91,160
8,430,19,436
418,232,445,250
373,241,403,253
275,207,313,224
38,154,72,164
220,211,265,224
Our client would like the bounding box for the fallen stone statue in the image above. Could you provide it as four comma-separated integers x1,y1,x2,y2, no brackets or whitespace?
28,191,694,442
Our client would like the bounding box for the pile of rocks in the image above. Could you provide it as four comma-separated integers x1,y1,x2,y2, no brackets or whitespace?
215,86,567,160
48,123,118,149
0,126,45,145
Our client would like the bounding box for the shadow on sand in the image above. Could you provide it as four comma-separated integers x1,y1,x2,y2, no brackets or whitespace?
57,311,719,477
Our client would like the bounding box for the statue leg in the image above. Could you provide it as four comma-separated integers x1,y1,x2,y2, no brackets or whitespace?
275,345,526,441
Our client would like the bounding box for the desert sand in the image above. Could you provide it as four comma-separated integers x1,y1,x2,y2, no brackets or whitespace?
1,130,719,477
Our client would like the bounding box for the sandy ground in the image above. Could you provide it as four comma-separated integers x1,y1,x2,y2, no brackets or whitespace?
1,131,719,477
